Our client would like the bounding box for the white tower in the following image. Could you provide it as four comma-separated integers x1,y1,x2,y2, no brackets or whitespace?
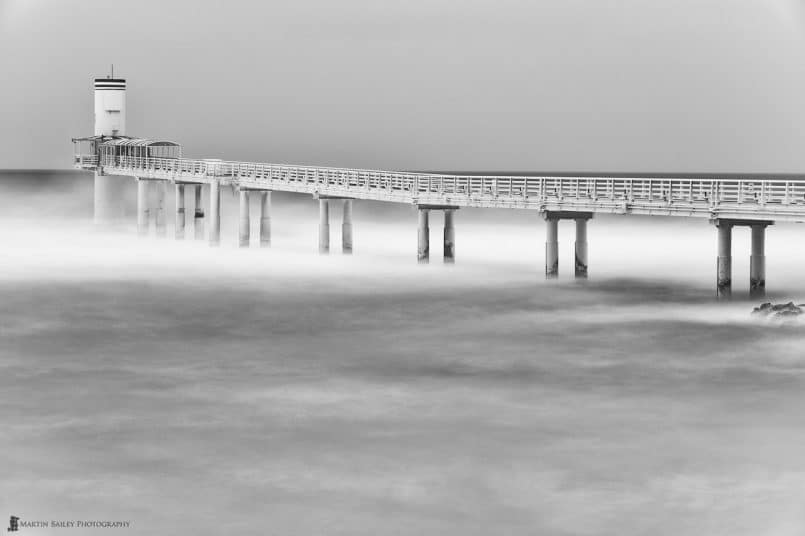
93,73,127,224
94,77,126,136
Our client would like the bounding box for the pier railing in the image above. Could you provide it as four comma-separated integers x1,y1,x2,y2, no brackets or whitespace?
73,153,805,221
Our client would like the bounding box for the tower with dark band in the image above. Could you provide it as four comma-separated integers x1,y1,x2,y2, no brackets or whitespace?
93,75,127,224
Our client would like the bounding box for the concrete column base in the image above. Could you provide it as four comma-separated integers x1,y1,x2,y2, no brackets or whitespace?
750,224,767,298
443,209,455,263
319,199,330,254
175,184,185,240
239,190,250,248
155,181,167,237
194,185,205,240
574,218,588,278
209,181,221,247
342,199,353,254
136,179,149,236
716,223,732,299
417,208,430,263
545,217,559,278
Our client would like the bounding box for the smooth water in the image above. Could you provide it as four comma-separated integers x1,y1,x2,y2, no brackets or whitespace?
2,171,805,535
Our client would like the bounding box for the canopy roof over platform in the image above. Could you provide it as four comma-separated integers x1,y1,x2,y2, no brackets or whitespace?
99,137,181,148
72,136,184,160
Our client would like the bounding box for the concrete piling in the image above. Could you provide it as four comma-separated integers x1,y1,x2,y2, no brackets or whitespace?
417,208,430,263
136,179,149,236
319,199,330,254
443,209,455,263
259,191,271,247
194,185,205,240
342,199,353,254
545,217,559,278
750,224,766,298
574,218,588,278
716,222,732,298
239,190,250,248
209,181,221,247
175,184,185,240
93,172,126,225
155,181,167,237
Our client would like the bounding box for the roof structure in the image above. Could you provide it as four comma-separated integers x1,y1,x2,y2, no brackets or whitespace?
100,138,181,147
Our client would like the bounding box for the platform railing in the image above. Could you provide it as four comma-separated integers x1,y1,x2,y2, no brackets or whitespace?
73,154,99,167
74,154,805,212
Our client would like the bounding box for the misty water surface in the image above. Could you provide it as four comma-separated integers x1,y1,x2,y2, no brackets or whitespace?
2,171,805,535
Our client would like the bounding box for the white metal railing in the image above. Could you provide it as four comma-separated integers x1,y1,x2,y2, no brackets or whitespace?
74,154,99,167
72,153,805,217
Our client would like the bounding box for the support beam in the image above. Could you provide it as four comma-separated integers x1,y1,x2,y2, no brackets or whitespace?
175,184,185,240
155,181,167,237
239,190,250,248
209,181,221,247
259,191,271,247
319,199,330,254
443,209,455,263
574,218,588,278
342,199,353,254
716,222,732,298
136,179,149,236
194,185,205,240
750,224,766,298
417,208,430,263
545,217,559,278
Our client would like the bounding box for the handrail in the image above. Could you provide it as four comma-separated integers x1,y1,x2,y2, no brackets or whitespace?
71,153,805,217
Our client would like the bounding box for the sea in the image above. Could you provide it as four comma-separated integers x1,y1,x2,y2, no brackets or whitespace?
2,170,805,535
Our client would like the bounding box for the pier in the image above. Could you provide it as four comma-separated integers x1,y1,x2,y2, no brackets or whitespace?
74,76,805,297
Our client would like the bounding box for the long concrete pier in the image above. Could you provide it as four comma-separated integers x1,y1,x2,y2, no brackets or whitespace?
74,74,805,298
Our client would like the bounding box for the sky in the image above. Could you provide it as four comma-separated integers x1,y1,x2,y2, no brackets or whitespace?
1,0,805,172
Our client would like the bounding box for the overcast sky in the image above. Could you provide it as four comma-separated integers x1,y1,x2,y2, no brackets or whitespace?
1,0,804,172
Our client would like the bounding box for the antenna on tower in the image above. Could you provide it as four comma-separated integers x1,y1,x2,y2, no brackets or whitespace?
110,64,114,79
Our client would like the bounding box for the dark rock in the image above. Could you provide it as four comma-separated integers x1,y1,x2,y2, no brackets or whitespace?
752,302,773,315
752,301,803,319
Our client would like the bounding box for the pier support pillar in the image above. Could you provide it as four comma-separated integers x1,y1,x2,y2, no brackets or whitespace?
716,222,732,298
136,179,149,236
342,200,353,254
750,224,767,298
175,184,186,240
239,190,250,248
574,217,589,278
194,185,205,240
93,172,126,225
155,181,167,237
209,181,221,247
259,191,271,247
545,217,559,278
319,199,330,254
418,208,430,263
443,209,455,263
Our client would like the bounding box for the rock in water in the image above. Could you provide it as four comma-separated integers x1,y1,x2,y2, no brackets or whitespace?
752,301,803,319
